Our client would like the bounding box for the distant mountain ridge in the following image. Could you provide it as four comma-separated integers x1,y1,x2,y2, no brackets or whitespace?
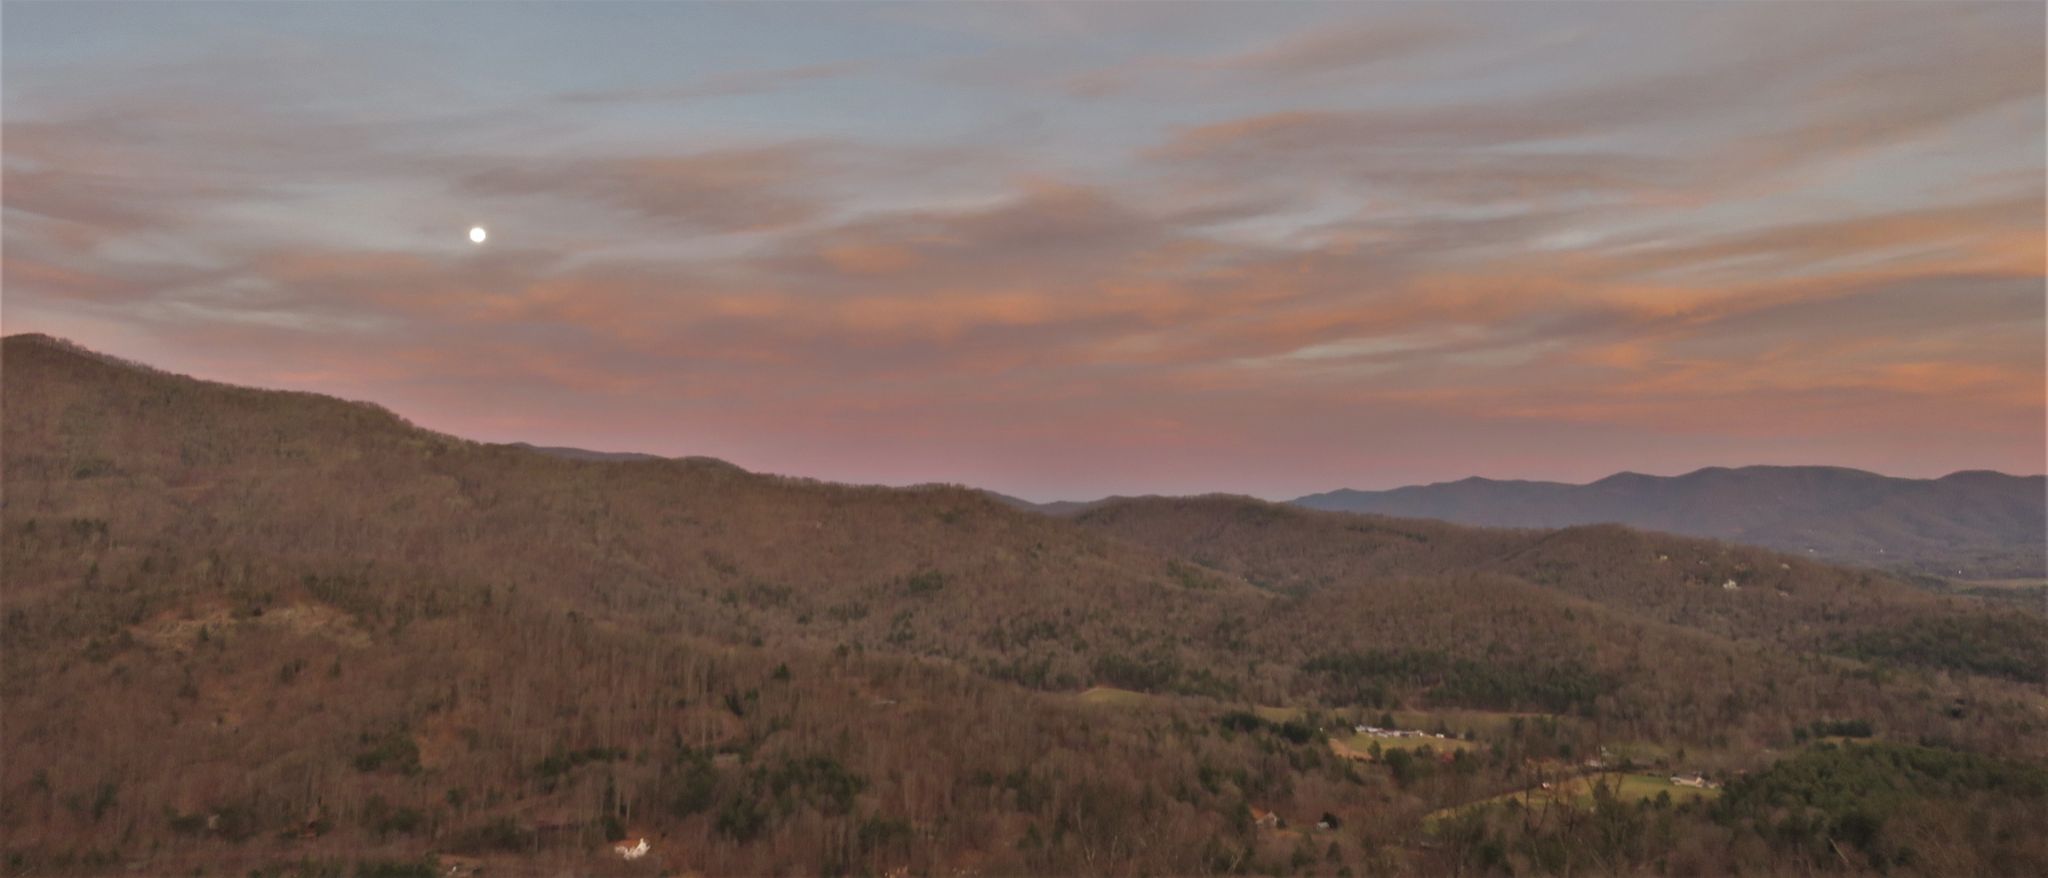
504,441,665,463
41,325,2017,581
1294,465,2046,579
980,490,1110,516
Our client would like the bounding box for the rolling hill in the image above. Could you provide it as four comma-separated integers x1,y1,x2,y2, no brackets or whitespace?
1294,466,2046,580
4,333,2044,877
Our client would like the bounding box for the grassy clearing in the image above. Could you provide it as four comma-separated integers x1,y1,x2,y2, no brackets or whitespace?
1332,708,1558,738
1337,731,1478,754
1944,577,2046,590
1328,737,1376,762
1253,704,1303,723
1427,772,1719,827
1602,773,1717,805
1076,686,1160,708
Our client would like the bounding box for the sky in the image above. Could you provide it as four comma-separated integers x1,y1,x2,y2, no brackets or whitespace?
4,1,2043,501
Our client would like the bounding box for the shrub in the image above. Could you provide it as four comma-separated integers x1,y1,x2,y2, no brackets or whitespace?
353,731,421,775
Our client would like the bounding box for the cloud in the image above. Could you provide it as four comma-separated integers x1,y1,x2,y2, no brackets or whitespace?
555,62,869,104
818,242,920,275
1148,3,2043,209
1201,16,1472,78
4,3,2041,496
1066,13,1473,97
454,146,826,234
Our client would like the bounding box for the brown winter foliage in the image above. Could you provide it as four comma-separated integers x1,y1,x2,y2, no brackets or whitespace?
2,332,2044,877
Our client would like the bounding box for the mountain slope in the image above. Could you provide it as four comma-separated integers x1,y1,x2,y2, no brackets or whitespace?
1294,466,2046,578
4,333,2044,876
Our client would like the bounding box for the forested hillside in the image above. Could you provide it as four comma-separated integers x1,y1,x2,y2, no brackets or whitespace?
3,333,2044,877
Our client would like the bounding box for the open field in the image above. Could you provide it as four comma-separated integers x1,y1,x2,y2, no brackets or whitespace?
1254,704,1304,723
1076,686,1161,708
1600,773,1720,805
1344,708,1558,738
1428,772,1720,826
1338,731,1479,754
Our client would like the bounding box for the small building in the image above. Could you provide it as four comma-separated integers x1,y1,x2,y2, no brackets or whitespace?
436,855,485,877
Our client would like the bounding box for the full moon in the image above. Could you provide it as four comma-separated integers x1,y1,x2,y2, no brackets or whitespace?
468,226,488,244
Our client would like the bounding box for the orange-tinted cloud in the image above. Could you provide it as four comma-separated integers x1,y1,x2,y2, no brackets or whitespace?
3,1,2041,498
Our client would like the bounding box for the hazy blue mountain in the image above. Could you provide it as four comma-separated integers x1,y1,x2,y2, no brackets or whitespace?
1294,466,2045,579
505,442,665,462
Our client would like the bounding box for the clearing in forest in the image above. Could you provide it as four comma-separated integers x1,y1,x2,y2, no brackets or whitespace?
1075,686,1161,708
1337,730,1479,754
1427,772,1720,826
